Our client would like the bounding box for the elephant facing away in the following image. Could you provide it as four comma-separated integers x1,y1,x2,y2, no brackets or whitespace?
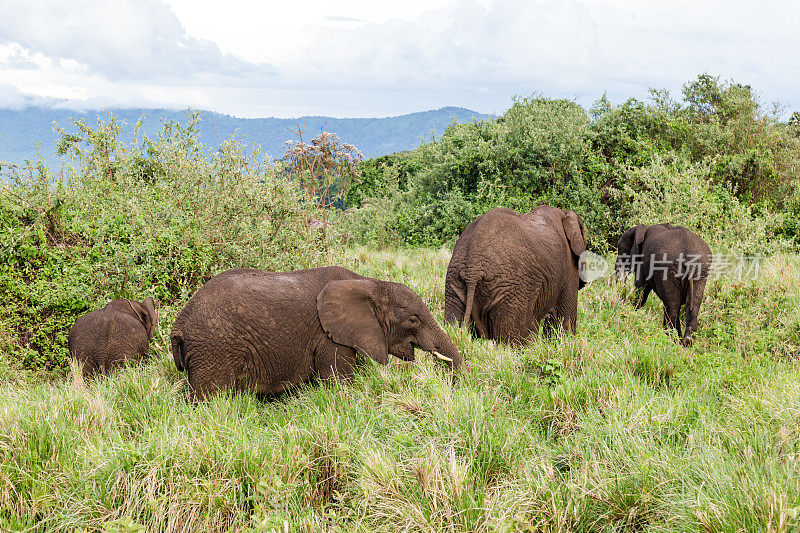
444,205,587,344
68,297,156,377
615,223,712,347
170,266,462,399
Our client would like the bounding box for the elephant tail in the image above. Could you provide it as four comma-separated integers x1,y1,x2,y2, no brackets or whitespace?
684,276,694,314
171,330,185,371
463,279,477,326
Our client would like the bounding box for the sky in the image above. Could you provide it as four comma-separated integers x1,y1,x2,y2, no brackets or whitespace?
0,0,798,118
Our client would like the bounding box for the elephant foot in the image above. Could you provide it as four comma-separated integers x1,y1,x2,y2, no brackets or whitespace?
680,336,693,348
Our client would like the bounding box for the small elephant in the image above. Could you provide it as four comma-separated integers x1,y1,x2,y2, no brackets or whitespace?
170,266,462,399
615,223,712,347
444,205,587,344
68,297,156,377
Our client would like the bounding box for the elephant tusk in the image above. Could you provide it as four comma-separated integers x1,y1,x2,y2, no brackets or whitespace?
433,351,453,363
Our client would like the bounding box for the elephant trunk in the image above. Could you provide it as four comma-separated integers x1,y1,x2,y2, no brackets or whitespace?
614,258,628,282
418,325,463,370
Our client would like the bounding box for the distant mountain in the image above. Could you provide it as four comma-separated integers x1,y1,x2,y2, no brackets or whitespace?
0,106,494,168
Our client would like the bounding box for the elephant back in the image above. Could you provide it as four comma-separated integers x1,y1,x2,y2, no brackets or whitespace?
170,266,363,394
641,226,713,269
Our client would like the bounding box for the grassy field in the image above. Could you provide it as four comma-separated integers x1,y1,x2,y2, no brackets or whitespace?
1,246,799,531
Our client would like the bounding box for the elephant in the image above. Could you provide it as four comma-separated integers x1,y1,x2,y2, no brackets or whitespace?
68,297,156,377
444,205,587,344
615,223,713,347
170,266,462,399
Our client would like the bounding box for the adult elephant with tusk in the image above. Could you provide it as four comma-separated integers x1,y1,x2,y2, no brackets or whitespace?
171,266,462,399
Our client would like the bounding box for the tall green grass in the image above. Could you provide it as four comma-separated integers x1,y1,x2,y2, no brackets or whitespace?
1,247,798,531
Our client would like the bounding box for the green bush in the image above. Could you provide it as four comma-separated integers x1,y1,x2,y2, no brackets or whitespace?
618,154,783,253
345,96,613,249
344,151,418,207
344,74,800,253
683,75,800,207
0,113,330,375
775,185,800,246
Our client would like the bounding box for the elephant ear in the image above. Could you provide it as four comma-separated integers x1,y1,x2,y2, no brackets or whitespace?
562,210,586,258
129,297,156,339
632,225,648,254
317,279,389,365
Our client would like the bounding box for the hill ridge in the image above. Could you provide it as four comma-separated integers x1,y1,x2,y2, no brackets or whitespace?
0,106,494,167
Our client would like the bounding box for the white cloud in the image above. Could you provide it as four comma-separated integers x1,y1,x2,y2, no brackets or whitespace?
268,0,800,110
165,0,462,64
0,0,275,82
0,83,31,109
0,0,799,117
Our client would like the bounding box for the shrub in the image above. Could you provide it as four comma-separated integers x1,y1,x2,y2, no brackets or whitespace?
344,74,800,253
0,112,330,375
346,96,613,250
683,74,800,206
618,154,783,253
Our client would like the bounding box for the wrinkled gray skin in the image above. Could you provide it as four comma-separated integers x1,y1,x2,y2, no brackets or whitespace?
615,223,712,347
68,297,156,377
444,206,587,344
170,266,462,399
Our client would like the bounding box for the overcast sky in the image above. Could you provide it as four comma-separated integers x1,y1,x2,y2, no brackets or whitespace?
1,0,798,118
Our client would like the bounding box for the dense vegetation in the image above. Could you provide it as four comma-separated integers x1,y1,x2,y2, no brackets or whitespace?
1,114,328,376
1,250,798,531
0,74,799,531
345,74,800,253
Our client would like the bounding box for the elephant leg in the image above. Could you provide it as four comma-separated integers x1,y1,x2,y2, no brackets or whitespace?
470,286,500,340
552,286,579,335
662,306,681,336
658,278,683,339
186,354,236,400
188,381,210,401
444,278,467,326
490,304,539,344
681,311,695,348
541,313,556,336
634,285,651,309
187,368,213,401
682,277,707,347
661,299,682,340
98,357,112,375
80,358,98,379
315,342,356,382
473,314,490,339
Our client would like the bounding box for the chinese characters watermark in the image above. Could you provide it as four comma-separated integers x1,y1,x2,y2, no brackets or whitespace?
580,252,763,283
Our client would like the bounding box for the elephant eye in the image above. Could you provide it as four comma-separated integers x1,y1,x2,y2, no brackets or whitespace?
407,316,420,327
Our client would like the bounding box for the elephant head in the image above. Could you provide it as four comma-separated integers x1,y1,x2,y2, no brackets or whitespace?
615,224,649,279
317,279,463,370
561,210,587,289
531,205,588,288
126,296,157,339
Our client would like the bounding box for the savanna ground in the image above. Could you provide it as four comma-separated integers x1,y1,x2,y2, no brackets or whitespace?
1,245,798,531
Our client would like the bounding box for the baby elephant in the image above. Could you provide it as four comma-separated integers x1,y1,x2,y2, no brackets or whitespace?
171,266,462,399
68,297,156,377
616,224,712,347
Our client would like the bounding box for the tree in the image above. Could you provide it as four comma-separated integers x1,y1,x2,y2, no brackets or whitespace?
284,125,364,236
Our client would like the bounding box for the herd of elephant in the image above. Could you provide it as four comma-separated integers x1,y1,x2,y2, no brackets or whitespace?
68,205,713,399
